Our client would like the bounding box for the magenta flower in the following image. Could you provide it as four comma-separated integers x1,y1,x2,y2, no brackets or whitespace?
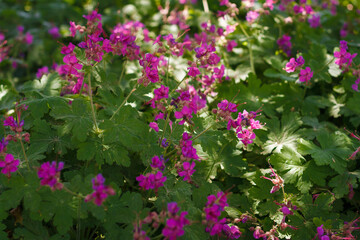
213,65,225,80
226,40,237,52
204,192,229,237
246,11,260,24
308,14,320,28
223,225,241,239
24,32,33,45
136,171,166,192
174,106,193,125
0,138,8,154
102,39,113,53
85,174,115,206
69,21,77,37
149,122,159,132
277,34,292,57
207,53,221,65
237,129,256,146
188,66,201,77
284,58,298,73
150,155,165,171
352,78,360,92
154,85,169,101
4,116,24,132
61,43,75,55
179,132,199,160
178,161,196,182
37,161,64,190
36,66,49,79
0,154,20,177
63,54,83,75
162,202,190,240
48,27,61,39
299,67,313,83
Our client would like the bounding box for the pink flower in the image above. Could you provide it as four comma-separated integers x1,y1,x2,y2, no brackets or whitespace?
308,14,320,28
36,66,49,79
69,21,77,37
284,58,298,73
154,85,169,100
85,174,115,206
136,171,166,191
226,40,237,52
0,154,20,177
48,27,61,39
246,11,260,24
150,155,165,171
61,43,75,55
299,67,313,83
149,122,159,132
178,161,196,182
277,34,292,57
188,66,201,77
24,32,33,45
63,54,83,75
37,161,64,190
162,203,190,239
207,53,221,65
174,106,193,125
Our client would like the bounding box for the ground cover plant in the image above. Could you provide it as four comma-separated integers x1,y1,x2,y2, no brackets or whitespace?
0,0,360,239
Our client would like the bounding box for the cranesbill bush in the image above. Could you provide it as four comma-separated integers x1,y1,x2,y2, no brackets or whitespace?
0,0,359,239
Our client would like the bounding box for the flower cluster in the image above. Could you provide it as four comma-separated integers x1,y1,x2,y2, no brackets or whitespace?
136,171,167,192
251,226,278,240
175,132,199,183
275,201,298,231
162,202,190,240
0,33,10,63
85,174,115,206
334,40,357,71
173,86,206,125
37,161,64,190
203,191,240,238
134,202,189,240
138,53,160,86
333,41,360,91
284,55,313,85
3,104,30,143
216,101,263,147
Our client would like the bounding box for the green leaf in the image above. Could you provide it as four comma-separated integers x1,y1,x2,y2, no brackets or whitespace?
50,98,93,142
270,147,311,193
298,131,351,174
21,73,62,96
262,112,302,155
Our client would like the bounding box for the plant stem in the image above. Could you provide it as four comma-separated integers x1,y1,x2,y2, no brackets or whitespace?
202,0,209,13
192,122,216,141
20,139,30,170
165,56,170,86
87,74,99,131
110,83,138,120
63,185,83,198
238,23,255,74
314,57,335,74
118,60,127,85
160,111,170,144
76,198,81,240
